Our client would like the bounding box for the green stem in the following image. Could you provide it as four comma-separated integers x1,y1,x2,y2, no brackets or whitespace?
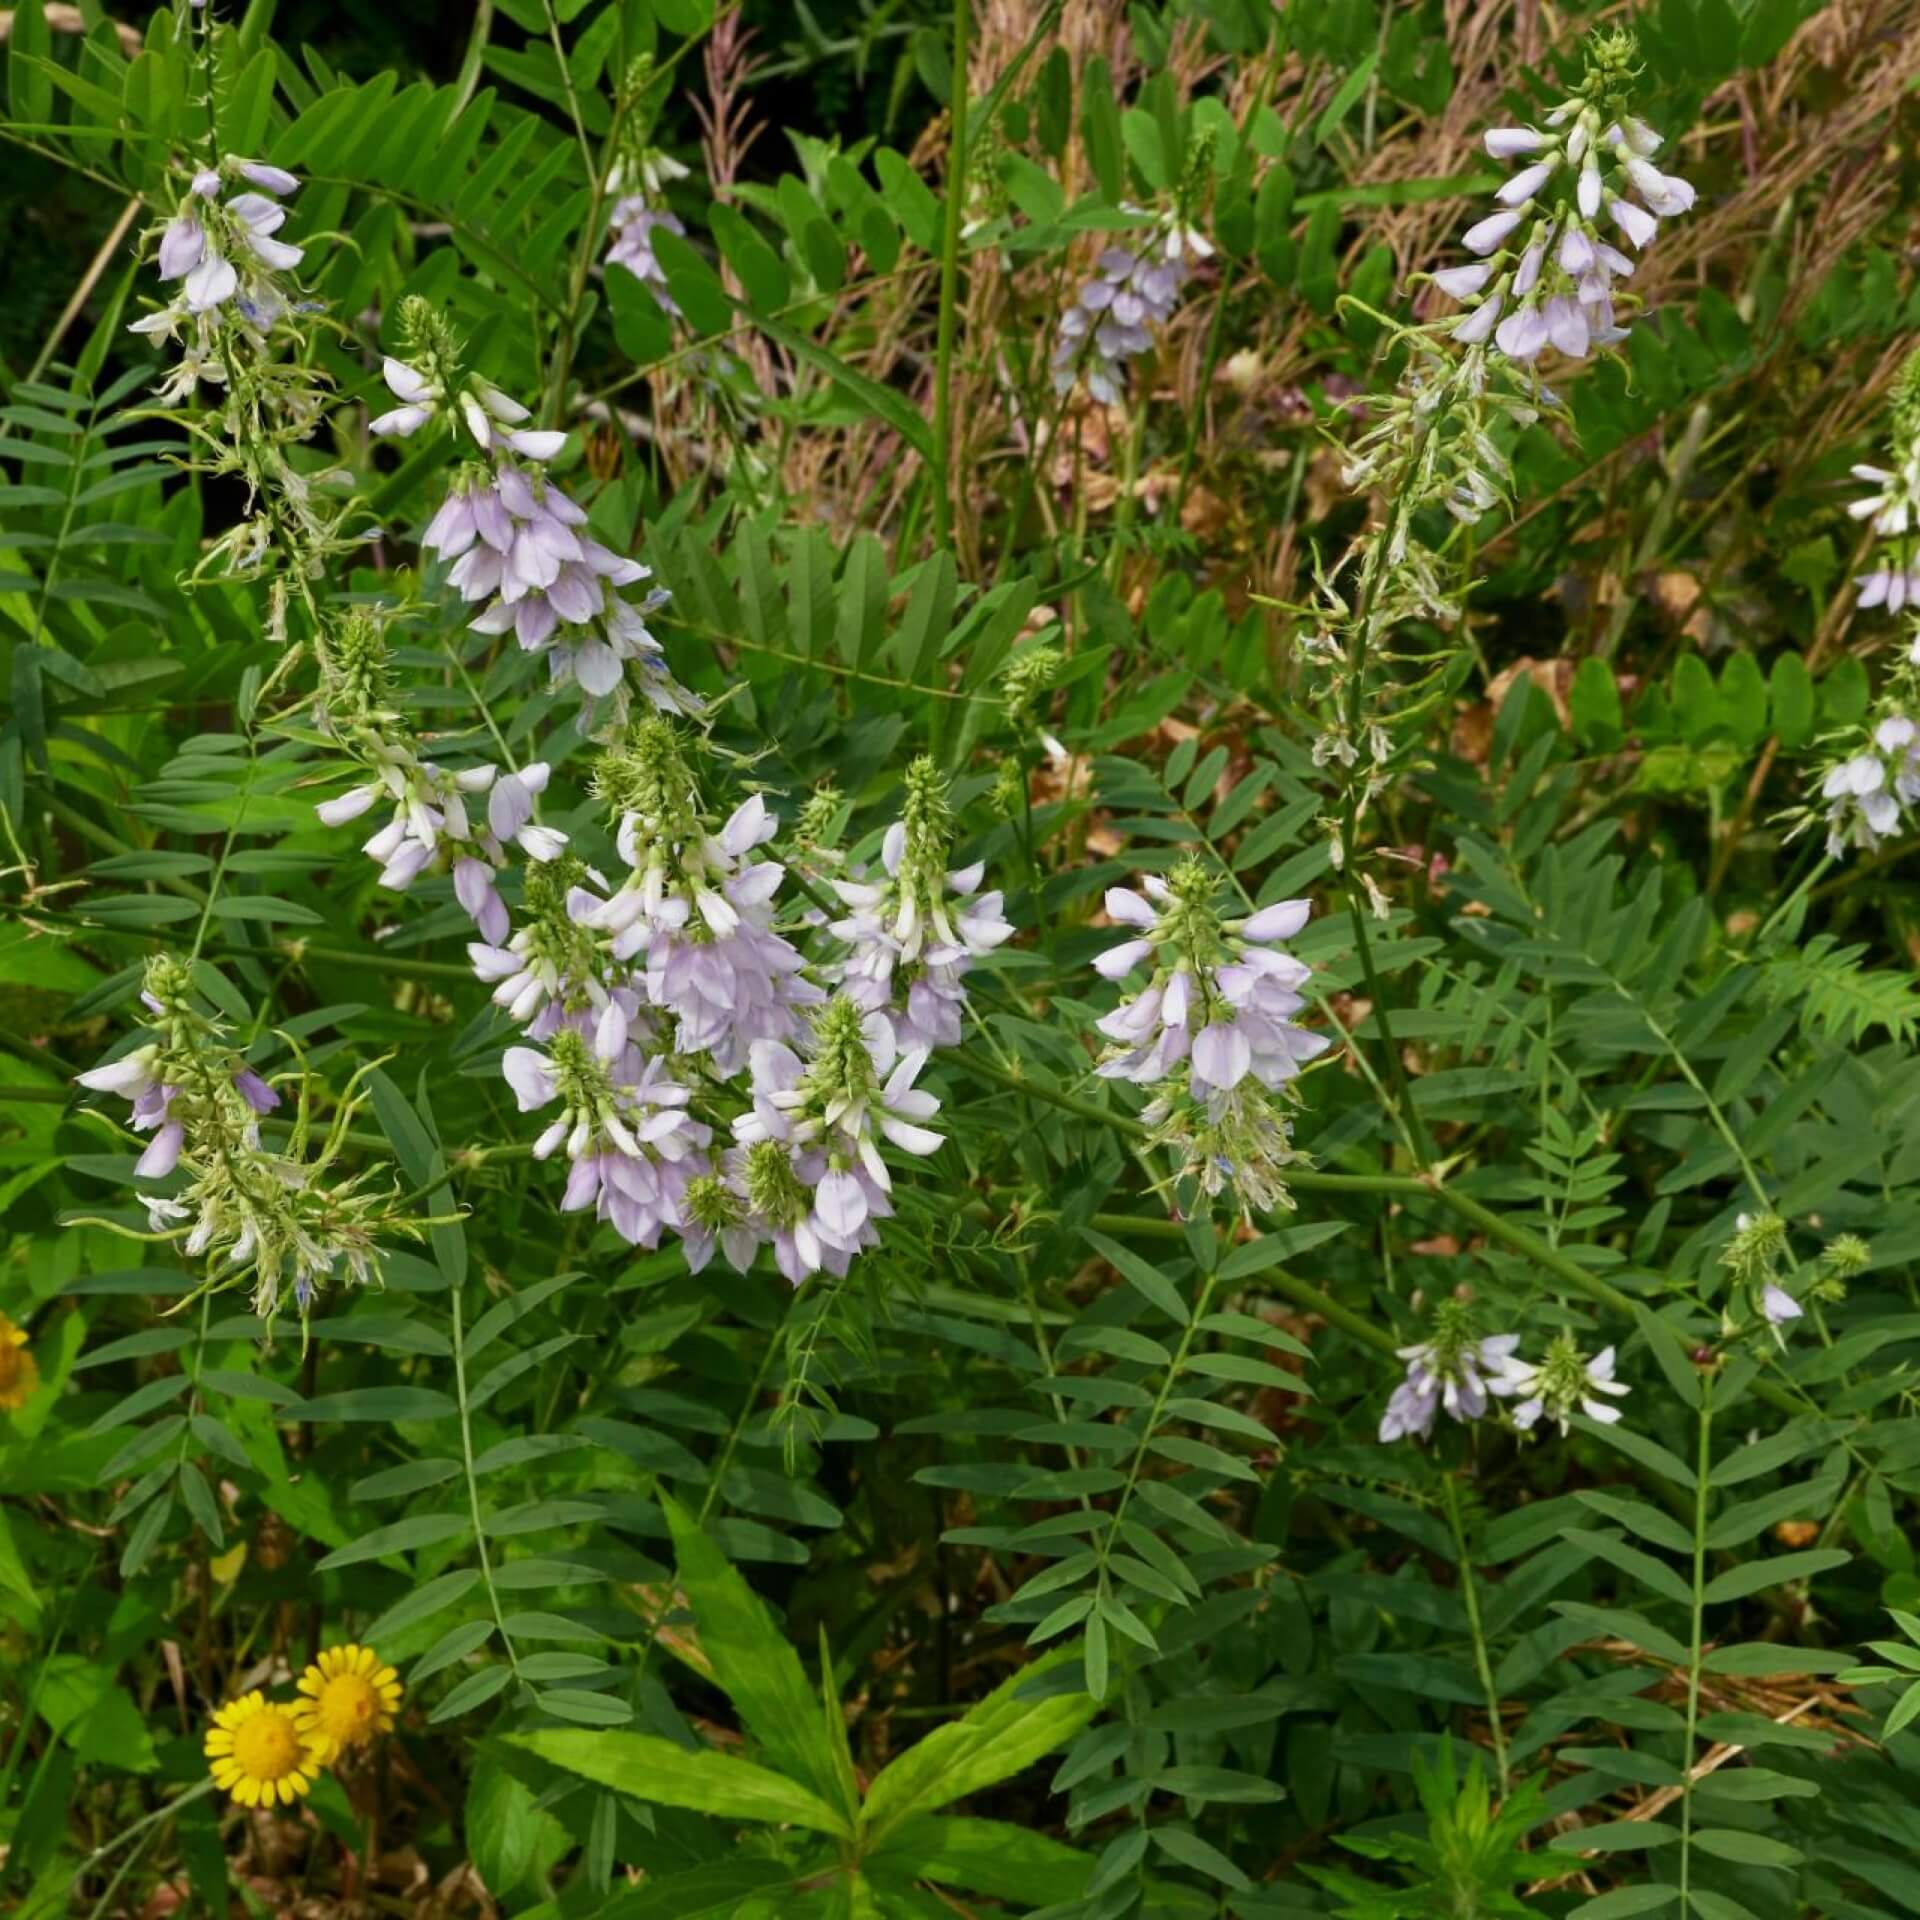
449,1271,523,1687
1088,1213,1394,1354
929,0,970,551
1443,1471,1509,1796
973,1058,1813,1416
1677,1375,1715,1907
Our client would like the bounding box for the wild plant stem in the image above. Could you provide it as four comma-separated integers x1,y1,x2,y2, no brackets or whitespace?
1443,1471,1510,1796
1678,1376,1715,1907
450,1271,523,1686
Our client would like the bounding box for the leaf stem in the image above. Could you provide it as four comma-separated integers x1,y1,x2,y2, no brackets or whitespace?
1678,1374,1714,1906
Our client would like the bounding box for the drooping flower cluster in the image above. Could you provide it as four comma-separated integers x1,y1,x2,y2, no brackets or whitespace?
1315,29,1698,888
374,299,690,713
309,612,562,941
1816,713,1918,859
1380,1305,1522,1443
133,151,358,600
458,723,979,1283
1051,216,1209,405
1498,1333,1630,1436
1378,1300,1630,1444
471,853,626,1033
589,719,820,1070
830,757,1013,1051
72,957,421,1320
725,997,944,1284
504,1027,711,1249
1092,857,1329,1210
141,156,305,350
1432,29,1694,366
606,145,691,316
206,1643,401,1808
1846,348,1920,617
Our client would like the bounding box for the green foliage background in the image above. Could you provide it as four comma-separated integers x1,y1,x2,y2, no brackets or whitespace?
3,1,1920,1917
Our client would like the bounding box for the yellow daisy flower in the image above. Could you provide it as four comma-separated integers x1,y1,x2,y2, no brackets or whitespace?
293,1643,402,1762
0,1314,38,1414
204,1691,324,1807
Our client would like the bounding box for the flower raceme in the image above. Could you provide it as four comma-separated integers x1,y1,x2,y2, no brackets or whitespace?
374,300,689,713
1377,1303,1632,1444
1846,351,1920,613
148,158,304,330
72,957,419,1320
1819,714,1919,859
1093,868,1329,1097
504,1028,712,1250
1379,1320,1522,1444
1432,31,1695,367
1051,216,1210,404
729,998,945,1285
1092,859,1329,1212
830,758,1014,1052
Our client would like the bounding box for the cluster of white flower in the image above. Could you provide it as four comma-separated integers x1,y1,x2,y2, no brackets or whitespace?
139,157,305,357
1052,218,1210,405
605,149,691,316
1433,30,1693,366
1819,714,1919,858
373,300,689,712
443,724,1001,1282
1091,857,1329,1211
299,613,563,941
1379,1303,1629,1444
1847,458,1920,620
829,756,1013,1051
73,960,419,1319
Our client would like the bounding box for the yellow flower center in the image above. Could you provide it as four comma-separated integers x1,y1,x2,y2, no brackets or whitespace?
231,1708,304,1782
313,1672,380,1747
0,1344,20,1392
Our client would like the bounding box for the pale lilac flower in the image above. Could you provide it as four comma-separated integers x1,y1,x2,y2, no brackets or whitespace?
1854,568,1920,613
830,762,1013,1052
232,1069,280,1114
1501,1339,1631,1436
592,787,820,1071
1761,1284,1802,1326
74,1045,162,1101
1461,209,1524,256
1380,1328,1522,1444
1051,217,1200,404
1433,64,1694,367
